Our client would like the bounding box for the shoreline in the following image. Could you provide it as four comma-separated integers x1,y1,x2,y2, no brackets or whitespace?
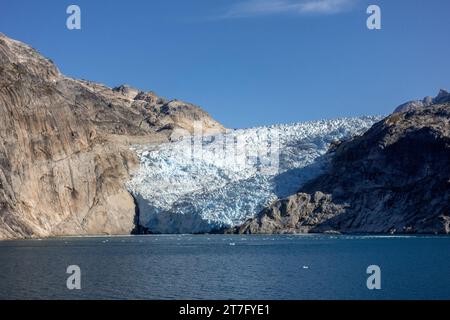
1,233,450,242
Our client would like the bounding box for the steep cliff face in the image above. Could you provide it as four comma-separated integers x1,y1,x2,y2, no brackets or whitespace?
0,33,224,239
234,103,450,234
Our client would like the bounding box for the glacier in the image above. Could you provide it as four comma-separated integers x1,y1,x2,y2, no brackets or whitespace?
127,116,382,233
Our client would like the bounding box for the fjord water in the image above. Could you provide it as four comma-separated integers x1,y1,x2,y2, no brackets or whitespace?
0,235,449,300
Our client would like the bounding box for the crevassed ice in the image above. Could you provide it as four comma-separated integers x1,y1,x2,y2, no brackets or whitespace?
127,116,381,233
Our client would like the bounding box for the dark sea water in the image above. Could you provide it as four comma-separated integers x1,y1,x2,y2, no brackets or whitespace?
0,235,449,300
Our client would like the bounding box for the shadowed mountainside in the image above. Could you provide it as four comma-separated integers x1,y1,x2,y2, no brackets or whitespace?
232,102,450,234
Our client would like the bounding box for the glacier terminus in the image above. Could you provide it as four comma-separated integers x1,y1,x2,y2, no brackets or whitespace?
127,116,382,233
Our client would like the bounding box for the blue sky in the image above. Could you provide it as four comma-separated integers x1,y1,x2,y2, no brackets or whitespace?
1,0,449,128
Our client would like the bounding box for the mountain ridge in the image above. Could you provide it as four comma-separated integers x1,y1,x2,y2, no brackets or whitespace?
394,89,450,113
0,33,223,239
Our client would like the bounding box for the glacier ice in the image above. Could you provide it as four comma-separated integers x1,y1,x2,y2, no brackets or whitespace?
127,116,382,233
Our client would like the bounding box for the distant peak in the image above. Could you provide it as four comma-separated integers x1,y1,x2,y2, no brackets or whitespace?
436,89,450,101
394,89,450,113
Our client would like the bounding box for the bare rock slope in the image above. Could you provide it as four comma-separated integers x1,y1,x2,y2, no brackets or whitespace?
234,103,450,234
0,33,224,239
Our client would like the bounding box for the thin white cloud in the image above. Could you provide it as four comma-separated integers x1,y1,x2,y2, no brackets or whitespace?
219,0,356,19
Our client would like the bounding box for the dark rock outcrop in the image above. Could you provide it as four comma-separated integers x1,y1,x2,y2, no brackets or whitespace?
234,103,450,234
0,33,224,239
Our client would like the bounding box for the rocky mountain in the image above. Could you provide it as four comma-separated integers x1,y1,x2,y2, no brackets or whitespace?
232,102,450,234
0,33,223,239
394,89,450,113
1,33,448,239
